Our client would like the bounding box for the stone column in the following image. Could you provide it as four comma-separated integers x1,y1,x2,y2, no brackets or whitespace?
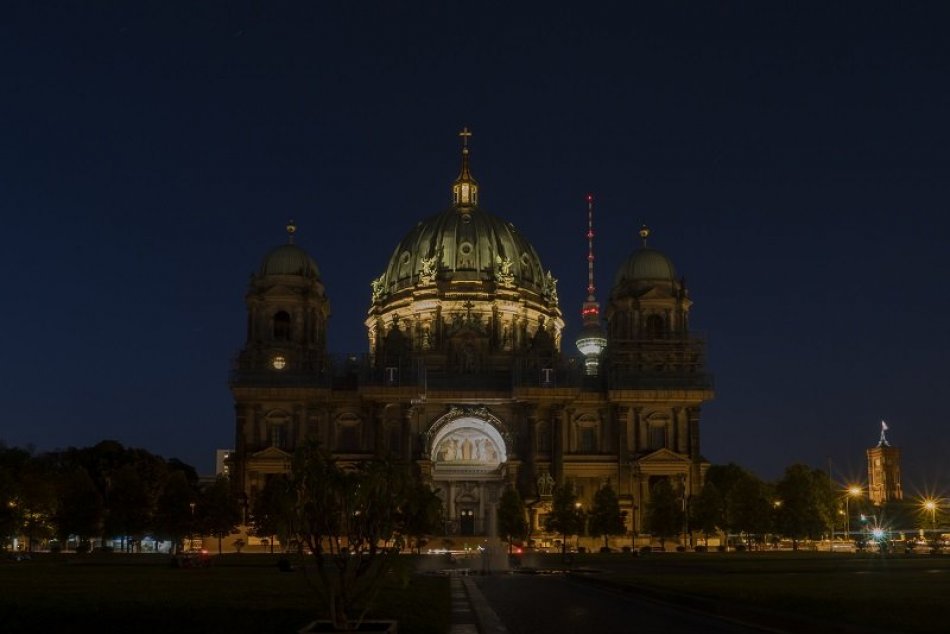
551,406,563,481
405,405,418,462
670,407,679,453
447,481,455,534
677,408,689,454
688,407,701,459
634,407,644,452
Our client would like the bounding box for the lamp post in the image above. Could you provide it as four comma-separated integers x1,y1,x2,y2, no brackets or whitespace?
924,499,937,533
845,486,862,543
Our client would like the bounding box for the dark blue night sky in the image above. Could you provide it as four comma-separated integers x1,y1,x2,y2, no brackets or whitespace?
2,3,948,491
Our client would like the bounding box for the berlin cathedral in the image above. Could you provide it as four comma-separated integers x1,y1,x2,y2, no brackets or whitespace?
229,131,714,542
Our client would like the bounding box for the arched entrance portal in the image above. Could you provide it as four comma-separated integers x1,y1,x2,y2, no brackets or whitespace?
426,408,511,537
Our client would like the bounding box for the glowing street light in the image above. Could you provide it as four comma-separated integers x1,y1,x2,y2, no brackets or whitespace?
845,486,862,542
923,499,938,531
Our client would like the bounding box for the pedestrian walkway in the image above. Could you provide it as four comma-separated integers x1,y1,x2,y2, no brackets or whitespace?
449,575,478,634
448,573,509,634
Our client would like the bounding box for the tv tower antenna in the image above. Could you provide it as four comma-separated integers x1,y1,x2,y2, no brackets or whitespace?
575,194,607,375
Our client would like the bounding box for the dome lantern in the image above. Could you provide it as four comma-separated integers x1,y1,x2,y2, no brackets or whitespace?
451,127,479,208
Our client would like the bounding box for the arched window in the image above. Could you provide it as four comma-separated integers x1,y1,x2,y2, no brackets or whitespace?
575,415,599,453
648,422,668,450
336,414,361,452
269,424,287,449
536,421,551,453
645,314,664,339
273,311,291,340
387,424,402,457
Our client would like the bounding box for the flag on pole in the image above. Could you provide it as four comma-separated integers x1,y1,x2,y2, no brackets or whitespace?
881,420,889,431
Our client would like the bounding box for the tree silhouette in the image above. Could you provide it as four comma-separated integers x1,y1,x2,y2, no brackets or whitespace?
644,478,684,547
588,482,625,550
544,483,584,556
198,476,242,554
496,484,528,553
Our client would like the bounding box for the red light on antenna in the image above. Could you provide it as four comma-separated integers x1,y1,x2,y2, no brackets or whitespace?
586,194,593,202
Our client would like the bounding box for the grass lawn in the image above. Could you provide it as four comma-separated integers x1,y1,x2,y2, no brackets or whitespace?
550,551,950,633
0,553,449,634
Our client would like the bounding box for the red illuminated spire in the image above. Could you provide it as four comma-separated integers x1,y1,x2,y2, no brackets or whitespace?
581,194,600,323
576,194,607,373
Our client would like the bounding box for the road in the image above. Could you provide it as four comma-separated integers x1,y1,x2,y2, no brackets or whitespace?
472,573,770,634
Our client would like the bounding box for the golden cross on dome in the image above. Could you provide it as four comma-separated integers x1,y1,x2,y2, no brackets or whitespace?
459,126,472,149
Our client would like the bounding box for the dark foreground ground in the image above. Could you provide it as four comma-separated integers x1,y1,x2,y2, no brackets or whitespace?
3,551,950,633
510,551,950,633
0,552,449,634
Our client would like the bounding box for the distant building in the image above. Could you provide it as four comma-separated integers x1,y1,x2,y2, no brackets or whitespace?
216,449,233,478
867,422,902,505
229,131,714,540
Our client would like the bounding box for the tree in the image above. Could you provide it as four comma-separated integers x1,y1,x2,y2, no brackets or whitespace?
703,463,772,545
18,457,56,552
251,474,294,553
104,464,151,551
289,441,434,631
0,445,32,549
588,483,625,550
400,479,443,554
153,470,196,554
52,467,103,548
644,478,684,547
730,473,774,546
773,464,836,549
544,484,584,556
496,485,528,553
689,480,723,545
197,476,242,554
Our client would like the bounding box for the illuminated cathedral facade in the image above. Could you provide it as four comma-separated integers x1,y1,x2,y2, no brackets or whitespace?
229,131,714,542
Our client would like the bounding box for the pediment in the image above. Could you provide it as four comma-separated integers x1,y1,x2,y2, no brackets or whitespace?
636,448,691,466
250,446,293,461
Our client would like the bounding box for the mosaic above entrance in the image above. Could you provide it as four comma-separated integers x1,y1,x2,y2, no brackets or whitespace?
427,408,509,469
433,428,502,466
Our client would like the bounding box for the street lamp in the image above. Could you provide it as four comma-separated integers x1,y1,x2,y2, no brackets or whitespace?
923,499,937,532
845,486,862,543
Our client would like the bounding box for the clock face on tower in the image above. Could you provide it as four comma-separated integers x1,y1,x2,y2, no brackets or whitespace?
271,355,287,370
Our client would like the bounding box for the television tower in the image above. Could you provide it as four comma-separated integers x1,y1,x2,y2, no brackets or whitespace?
575,194,608,375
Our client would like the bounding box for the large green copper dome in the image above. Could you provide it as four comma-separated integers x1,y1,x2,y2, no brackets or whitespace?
376,206,548,296
366,131,564,358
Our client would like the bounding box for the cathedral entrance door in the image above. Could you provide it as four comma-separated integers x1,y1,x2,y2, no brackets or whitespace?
460,509,475,536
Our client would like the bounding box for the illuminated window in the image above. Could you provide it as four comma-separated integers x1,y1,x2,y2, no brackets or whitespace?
271,355,286,370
